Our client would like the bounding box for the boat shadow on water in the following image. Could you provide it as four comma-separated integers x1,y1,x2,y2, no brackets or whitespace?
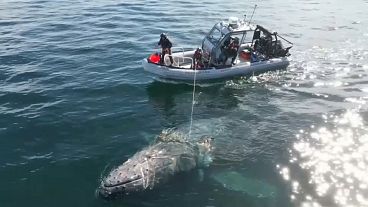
145,80,241,115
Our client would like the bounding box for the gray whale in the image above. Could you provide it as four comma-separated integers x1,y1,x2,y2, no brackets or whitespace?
98,130,213,198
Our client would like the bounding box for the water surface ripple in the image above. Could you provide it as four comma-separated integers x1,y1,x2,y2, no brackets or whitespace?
0,0,367,206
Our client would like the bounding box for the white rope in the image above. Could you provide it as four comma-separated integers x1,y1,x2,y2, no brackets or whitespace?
188,66,197,139
140,165,147,189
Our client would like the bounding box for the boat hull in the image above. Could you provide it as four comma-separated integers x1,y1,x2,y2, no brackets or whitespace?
142,57,289,81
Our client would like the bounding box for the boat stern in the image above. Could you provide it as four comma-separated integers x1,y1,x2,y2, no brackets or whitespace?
142,58,168,78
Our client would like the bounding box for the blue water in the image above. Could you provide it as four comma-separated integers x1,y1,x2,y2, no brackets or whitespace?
1,0,368,206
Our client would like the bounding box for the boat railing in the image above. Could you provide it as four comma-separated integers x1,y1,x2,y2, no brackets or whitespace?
153,47,185,55
171,47,186,64
153,47,195,69
171,47,185,55
165,55,193,69
153,46,186,64
180,57,194,69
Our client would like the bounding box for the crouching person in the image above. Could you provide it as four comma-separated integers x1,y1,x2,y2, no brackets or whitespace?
193,48,204,70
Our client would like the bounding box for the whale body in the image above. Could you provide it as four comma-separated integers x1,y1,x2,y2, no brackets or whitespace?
98,131,213,198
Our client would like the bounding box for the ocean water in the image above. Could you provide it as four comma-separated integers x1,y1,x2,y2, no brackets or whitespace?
1,0,368,206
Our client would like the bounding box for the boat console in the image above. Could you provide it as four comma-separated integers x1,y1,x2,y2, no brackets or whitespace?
201,17,292,66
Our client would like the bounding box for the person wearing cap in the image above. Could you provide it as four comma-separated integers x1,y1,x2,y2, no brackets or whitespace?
158,33,173,66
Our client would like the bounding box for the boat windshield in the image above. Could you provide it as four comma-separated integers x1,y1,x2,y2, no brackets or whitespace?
207,27,223,45
242,31,254,43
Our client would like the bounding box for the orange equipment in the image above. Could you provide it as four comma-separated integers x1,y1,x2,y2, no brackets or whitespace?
149,53,161,64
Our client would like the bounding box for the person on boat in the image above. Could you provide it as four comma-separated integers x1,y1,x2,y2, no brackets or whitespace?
192,48,204,70
222,37,240,65
256,34,272,58
158,33,173,66
218,36,231,65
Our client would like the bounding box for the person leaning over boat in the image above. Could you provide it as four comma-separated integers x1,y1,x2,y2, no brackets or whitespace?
158,33,173,66
192,48,204,69
219,37,240,66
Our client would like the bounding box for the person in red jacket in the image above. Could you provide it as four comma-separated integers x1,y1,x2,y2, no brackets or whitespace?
192,48,203,69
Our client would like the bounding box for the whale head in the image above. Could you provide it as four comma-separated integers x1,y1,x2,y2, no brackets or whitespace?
98,153,150,198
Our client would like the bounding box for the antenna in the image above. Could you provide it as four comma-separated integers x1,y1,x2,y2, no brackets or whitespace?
243,6,248,22
249,4,257,24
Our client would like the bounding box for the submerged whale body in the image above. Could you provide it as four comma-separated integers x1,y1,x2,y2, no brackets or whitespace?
98,130,213,198
211,171,278,198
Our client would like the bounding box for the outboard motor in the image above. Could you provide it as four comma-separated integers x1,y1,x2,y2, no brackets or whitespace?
252,25,293,59
273,40,292,57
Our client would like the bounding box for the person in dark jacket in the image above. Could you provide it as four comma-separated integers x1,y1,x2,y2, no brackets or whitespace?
222,37,240,65
158,33,173,66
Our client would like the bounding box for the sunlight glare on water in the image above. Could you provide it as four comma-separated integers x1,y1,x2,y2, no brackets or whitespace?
1,0,368,206
282,110,368,206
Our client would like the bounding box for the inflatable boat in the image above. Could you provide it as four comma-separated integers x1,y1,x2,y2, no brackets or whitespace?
142,16,293,81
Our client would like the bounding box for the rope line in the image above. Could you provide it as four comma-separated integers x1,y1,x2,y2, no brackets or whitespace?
188,66,197,139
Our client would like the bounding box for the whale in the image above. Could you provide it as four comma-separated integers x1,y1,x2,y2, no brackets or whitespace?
98,130,213,198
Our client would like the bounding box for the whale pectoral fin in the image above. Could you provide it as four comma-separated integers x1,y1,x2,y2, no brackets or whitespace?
211,171,278,198
176,154,197,172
